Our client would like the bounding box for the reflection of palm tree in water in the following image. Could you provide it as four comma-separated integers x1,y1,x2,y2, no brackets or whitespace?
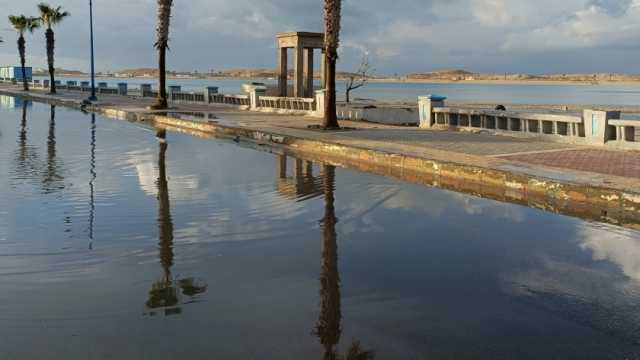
316,164,374,360
146,129,207,316
18,101,28,163
14,100,40,182
42,105,65,193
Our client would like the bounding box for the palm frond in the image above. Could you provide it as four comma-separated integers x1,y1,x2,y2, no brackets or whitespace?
37,3,69,26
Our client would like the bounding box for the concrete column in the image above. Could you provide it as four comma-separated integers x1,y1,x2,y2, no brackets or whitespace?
278,48,288,97
617,126,623,141
294,159,303,179
293,45,304,98
553,121,558,135
117,83,128,96
538,120,543,134
168,85,181,101
205,86,218,104
305,161,313,177
249,86,266,110
320,50,327,89
418,95,447,129
278,155,287,179
314,90,326,118
140,84,152,97
583,109,620,145
304,48,314,98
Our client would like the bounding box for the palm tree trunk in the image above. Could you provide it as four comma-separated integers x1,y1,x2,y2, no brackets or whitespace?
153,0,173,110
324,55,339,129
323,0,342,129
156,46,168,108
45,28,56,94
17,35,28,92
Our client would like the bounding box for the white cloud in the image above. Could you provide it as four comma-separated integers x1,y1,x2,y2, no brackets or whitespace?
1,0,640,73
503,0,640,51
579,223,640,280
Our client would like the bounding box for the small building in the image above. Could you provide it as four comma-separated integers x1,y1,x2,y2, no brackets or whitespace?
0,66,33,81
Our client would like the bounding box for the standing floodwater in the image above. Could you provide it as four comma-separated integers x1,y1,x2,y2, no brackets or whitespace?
0,97,640,359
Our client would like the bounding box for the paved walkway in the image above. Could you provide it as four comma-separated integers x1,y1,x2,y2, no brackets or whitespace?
1,85,639,193
504,149,640,179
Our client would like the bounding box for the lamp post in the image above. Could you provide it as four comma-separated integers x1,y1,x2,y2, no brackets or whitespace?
88,0,97,102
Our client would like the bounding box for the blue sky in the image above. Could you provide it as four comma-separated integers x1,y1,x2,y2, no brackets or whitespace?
1,0,639,74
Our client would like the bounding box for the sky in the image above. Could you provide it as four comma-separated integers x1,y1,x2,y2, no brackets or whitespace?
1,0,640,74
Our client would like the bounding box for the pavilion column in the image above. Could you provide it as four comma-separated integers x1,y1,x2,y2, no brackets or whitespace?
304,48,314,98
278,154,287,179
305,160,313,177
320,50,327,89
294,159,304,179
293,45,304,98
278,48,288,97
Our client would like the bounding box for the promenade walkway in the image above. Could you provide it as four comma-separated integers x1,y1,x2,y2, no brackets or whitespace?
1,84,638,229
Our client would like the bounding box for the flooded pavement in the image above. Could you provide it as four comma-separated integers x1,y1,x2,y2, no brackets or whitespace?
1,96,640,359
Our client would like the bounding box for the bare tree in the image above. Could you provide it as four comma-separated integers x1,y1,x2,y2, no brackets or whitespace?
345,54,373,103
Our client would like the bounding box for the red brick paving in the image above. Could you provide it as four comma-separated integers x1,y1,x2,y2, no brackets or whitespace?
504,149,640,179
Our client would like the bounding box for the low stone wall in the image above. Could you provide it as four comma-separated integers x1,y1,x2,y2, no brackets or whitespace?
338,105,419,125
419,96,640,150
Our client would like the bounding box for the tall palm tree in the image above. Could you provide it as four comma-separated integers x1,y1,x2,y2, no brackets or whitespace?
323,0,342,129
150,0,174,110
37,3,69,95
8,15,40,91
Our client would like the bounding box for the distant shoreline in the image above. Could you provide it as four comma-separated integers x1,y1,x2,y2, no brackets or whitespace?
34,73,640,86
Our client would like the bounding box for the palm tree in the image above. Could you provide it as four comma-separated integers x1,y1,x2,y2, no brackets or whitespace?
323,0,342,129
8,15,40,91
37,3,69,95
150,0,174,110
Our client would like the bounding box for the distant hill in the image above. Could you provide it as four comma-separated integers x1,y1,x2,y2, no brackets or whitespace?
33,68,87,76
101,67,368,80
404,70,640,82
45,66,640,83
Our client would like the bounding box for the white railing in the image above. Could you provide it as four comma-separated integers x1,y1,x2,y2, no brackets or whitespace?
257,96,316,111
609,119,640,143
171,91,206,103
210,93,250,106
432,107,584,138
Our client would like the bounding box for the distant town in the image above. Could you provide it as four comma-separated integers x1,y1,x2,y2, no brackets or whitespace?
31,67,640,84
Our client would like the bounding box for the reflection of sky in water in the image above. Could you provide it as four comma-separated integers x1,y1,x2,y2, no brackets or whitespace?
0,97,640,358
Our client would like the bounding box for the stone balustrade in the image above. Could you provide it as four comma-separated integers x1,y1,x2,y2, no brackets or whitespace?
420,95,639,149
608,119,640,147
258,96,316,111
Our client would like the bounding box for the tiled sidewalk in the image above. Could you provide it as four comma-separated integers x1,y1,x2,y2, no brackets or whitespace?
504,149,640,179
